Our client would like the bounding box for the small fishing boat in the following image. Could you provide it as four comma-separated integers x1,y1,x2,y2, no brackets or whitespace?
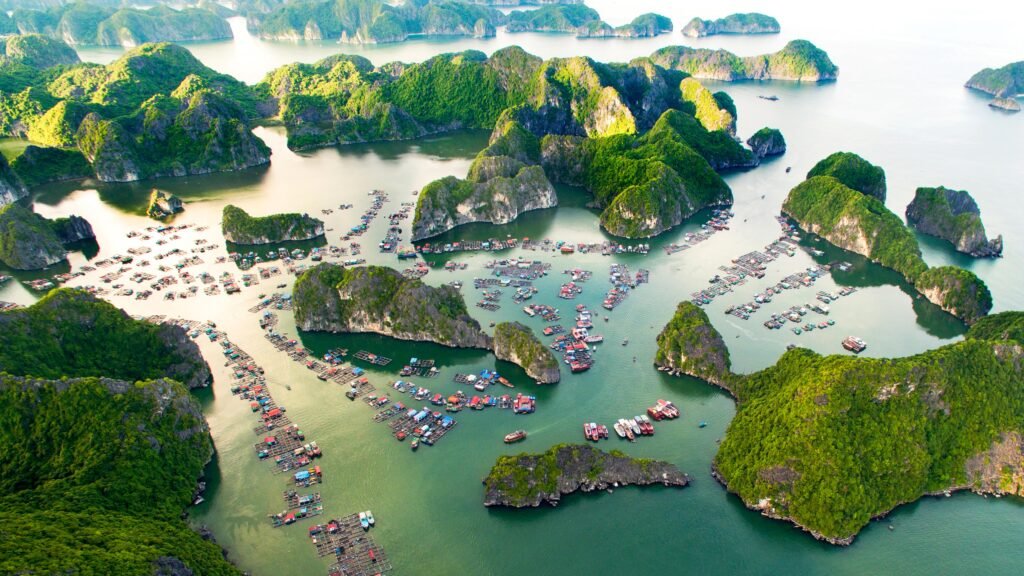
359,512,369,530
411,439,419,451
366,510,375,526
504,430,527,443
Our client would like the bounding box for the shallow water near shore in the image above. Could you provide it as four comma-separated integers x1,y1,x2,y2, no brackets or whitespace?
4,1,1024,574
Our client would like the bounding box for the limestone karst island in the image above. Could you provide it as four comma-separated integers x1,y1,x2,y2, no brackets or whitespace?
0,1,1021,575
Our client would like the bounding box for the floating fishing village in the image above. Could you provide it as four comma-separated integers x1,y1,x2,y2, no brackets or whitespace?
12,179,888,575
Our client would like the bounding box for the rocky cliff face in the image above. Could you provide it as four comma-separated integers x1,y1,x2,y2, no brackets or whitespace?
147,189,185,219
50,215,94,244
493,321,560,383
965,61,1023,111
411,166,555,241
681,13,780,38
154,320,213,389
0,154,28,207
654,302,734,390
483,444,689,507
293,264,493,349
746,127,786,158
915,266,993,325
906,186,1002,257
412,118,557,241
0,203,67,270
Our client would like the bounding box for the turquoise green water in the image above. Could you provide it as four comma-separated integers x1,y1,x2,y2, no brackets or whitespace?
4,1,1024,574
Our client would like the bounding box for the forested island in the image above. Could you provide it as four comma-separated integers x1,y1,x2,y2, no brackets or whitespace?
493,321,560,383
0,290,230,574
1,35,837,192
293,263,494,348
250,0,504,43
221,205,324,244
8,3,232,47
681,13,779,38
483,444,689,507
0,203,93,269
390,46,761,239
783,161,992,324
656,302,1024,545
906,186,1002,257
650,40,838,82
506,6,671,38
965,61,1023,111
1,38,269,184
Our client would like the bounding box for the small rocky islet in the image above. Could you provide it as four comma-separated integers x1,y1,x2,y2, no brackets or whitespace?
483,444,689,508
906,186,1002,258
965,61,1023,112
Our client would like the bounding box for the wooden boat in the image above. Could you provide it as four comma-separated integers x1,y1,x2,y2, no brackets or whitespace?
504,430,527,443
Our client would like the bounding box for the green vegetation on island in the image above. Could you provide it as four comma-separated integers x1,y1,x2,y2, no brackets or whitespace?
411,118,555,240
655,303,1024,544
0,288,212,388
965,61,1023,112
221,204,324,245
806,151,886,202
651,40,838,82
250,0,504,43
493,321,560,383
0,374,237,575
0,202,95,269
746,127,786,158
2,41,270,183
783,171,992,324
483,443,689,507
0,289,220,573
9,145,92,187
681,13,780,38
680,76,735,134
577,13,673,39
11,4,232,47
905,186,1002,257
0,32,80,69
148,188,185,220
0,152,28,205
293,263,493,348
540,108,745,238
654,302,734,389
506,4,599,33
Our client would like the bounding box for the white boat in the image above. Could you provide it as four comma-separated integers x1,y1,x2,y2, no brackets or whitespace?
365,510,375,526
359,512,369,530
613,422,626,438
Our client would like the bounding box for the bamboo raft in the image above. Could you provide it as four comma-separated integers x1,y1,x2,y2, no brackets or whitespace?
354,351,392,366
313,514,392,575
